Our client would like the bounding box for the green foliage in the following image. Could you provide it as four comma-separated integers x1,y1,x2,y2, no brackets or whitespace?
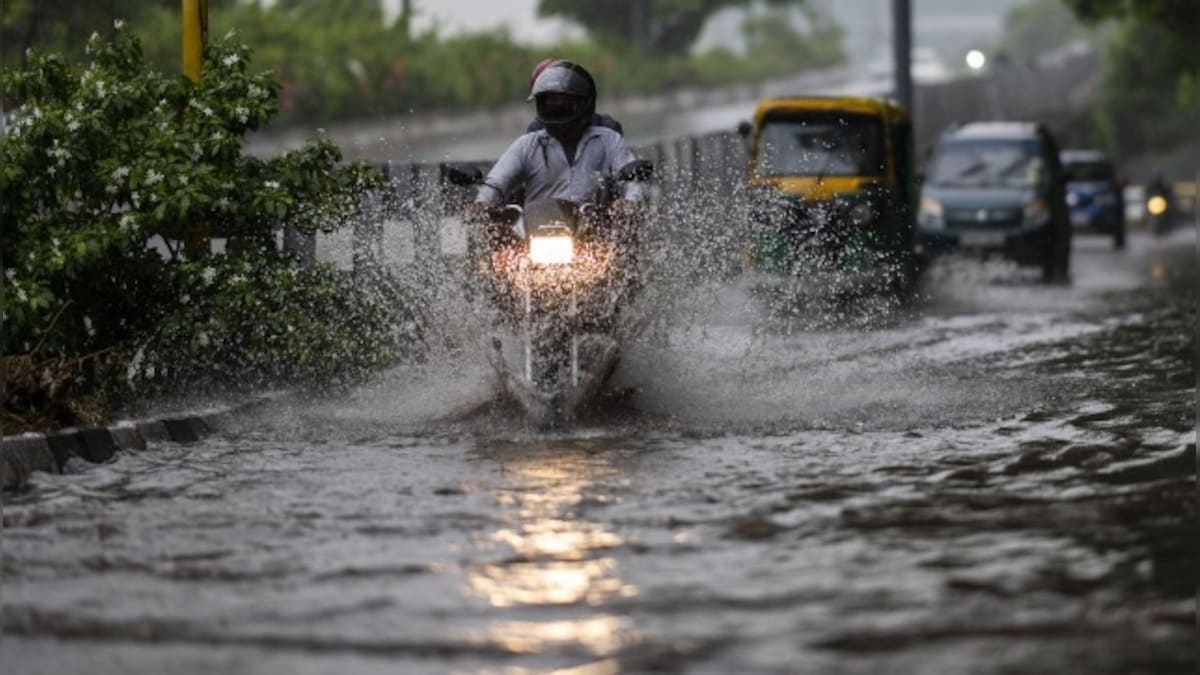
4,2,845,128
2,27,407,419
992,0,1093,63
1060,0,1197,158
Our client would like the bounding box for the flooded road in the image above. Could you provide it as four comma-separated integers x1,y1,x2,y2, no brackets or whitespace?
4,230,1195,674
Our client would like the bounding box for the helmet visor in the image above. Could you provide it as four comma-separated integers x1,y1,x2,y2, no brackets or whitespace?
536,93,585,124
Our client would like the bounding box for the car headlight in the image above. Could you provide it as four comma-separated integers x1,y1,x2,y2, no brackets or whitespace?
1065,192,1080,207
528,234,574,265
1146,195,1168,215
1023,198,1050,226
918,196,944,229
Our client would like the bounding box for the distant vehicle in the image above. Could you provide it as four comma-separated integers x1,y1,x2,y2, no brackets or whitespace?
1061,149,1126,249
738,95,919,298
917,121,1071,281
1144,174,1178,237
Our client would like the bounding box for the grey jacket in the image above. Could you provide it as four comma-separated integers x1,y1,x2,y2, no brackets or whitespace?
475,126,645,207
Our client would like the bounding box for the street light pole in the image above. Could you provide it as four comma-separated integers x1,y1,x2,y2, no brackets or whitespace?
182,0,208,83
892,0,913,111
182,0,210,257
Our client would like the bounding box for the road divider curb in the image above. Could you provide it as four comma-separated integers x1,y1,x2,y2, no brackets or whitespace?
1,392,292,492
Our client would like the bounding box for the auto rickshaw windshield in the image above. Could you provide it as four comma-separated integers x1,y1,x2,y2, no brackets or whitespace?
755,112,885,178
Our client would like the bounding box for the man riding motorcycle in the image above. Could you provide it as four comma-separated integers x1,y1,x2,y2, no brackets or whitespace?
465,59,644,225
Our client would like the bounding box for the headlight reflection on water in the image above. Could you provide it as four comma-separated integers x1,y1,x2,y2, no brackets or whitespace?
463,449,639,658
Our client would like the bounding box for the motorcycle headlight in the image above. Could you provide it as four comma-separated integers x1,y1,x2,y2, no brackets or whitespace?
918,196,944,229
1023,198,1050,226
1147,195,1168,215
528,234,575,265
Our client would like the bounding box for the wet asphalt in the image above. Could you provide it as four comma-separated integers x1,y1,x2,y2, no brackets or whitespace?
2,229,1196,674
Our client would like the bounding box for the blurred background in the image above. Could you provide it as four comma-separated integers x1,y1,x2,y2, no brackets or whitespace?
3,0,1196,184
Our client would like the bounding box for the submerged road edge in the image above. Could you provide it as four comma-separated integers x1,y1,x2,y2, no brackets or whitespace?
0,392,292,492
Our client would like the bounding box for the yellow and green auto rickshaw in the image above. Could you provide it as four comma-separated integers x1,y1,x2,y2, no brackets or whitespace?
738,95,919,296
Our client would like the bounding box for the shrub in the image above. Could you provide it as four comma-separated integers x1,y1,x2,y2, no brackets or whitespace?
1,25,415,427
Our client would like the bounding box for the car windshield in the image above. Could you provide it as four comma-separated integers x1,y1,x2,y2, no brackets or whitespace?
1064,160,1115,182
755,112,885,177
928,139,1043,188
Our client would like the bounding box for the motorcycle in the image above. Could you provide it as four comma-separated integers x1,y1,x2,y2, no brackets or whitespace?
443,160,653,427
1145,188,1175,236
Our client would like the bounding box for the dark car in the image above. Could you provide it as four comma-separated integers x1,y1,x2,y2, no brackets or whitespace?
1061,149,1125,249
916,122,1071,281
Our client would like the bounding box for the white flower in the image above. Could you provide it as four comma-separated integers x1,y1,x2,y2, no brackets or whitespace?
197,332,210,347
16,287,28,303
144,169,162,186
201,267,217,285
180,293,190,305
222,54,240,67
4,268,15,281
229,273,246,284
248,84,265,99
66,119,80,132
83,316,96,336
264,180,280,189
131,191,140,207
113,19,125,30
179,175,189,186
201,106,214,117
112,166,130,179
119,214,135,232
223,29,237,40
234,106,249,124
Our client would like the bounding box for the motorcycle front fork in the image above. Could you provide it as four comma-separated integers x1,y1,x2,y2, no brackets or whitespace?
522,279,578,388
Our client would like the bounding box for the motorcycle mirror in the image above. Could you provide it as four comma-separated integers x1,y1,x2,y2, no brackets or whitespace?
441,164,483,186
736,120,753,138
618,159,654,182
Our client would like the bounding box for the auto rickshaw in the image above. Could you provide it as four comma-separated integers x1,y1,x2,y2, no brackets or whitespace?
738,95,918,297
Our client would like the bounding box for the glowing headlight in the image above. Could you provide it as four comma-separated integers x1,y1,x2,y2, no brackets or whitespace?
1147,195,1168,216
528,235,575,265
1023,198,1050,226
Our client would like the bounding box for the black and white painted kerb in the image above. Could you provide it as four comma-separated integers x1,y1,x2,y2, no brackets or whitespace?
0,393,286,491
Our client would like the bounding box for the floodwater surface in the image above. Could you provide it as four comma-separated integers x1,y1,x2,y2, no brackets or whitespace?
3,231,1195,674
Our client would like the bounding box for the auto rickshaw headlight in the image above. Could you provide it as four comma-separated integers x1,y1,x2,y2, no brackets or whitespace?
849,201,876,227
1147,195,1168,216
